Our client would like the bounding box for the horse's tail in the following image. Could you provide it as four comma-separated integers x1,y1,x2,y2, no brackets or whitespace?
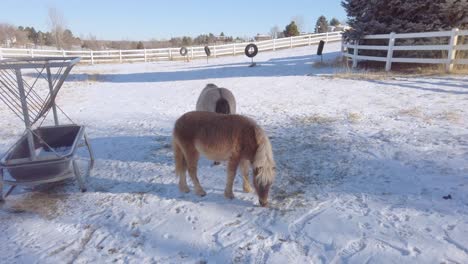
215,98,231,114
253,126,275,187
173,139,187,178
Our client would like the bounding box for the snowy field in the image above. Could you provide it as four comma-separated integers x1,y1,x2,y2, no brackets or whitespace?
1,42,468,263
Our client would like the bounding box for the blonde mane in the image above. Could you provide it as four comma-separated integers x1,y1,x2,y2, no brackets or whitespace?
253,126,275,187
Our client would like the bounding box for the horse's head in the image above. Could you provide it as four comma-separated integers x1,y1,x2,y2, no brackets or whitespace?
253,166,275,207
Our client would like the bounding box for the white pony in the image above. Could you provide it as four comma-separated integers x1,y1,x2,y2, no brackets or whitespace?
196,83,236,114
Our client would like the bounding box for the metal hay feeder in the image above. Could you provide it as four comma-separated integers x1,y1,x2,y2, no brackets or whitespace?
0,57,94,200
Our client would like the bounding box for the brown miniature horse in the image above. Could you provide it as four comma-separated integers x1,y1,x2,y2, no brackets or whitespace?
172,111,275,207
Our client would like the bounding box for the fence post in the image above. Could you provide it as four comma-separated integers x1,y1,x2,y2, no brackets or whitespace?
447,28,459,72
62,50,66,57
119,50,122,63
326,32,329,43
308,35,311,46
30,49,34,58
168,49,172,60
290,37,293,48
90,50,94,65
385,32,396,71
273,38,276,50
340,37,346,62
191,47,194,59
352,40,358,68
0,48,3,60
214,45,217,58
144,49,147,62
233,44,236,55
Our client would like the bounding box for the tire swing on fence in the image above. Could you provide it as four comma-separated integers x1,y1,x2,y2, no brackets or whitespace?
204,46,211,63
244,43,258,67
180,47,189,62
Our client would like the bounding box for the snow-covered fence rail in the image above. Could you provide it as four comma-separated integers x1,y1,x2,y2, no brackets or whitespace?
342,28,468,72
0,32,342,64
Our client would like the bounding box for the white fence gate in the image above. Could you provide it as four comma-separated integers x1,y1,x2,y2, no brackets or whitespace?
342,28,468,72
0,32,342,64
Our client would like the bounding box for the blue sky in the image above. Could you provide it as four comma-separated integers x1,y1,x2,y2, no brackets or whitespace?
1,0,347,40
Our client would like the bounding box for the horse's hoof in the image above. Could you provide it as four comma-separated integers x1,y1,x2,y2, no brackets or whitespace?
196,189,207,197
243,185,253,193
179,185,190,193
224,192,235,199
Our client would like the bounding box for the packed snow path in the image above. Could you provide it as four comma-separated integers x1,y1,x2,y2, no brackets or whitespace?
1,43,467,263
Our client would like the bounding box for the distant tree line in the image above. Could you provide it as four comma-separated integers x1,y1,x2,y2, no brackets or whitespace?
0,23,247,50
270,16,344,39
1,7,347,51
0,23,81,49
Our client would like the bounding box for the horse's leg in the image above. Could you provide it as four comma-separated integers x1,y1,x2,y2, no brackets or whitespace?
225,157,240,199
185,147,206,197
240,159,253,193
174,142,190,193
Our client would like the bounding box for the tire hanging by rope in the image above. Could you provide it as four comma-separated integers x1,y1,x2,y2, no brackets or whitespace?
179,47,188,56
204,46,211,56
244,44,258,58
245,44,258,67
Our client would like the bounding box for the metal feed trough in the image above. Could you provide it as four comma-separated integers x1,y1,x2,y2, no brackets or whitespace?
0,57,94,200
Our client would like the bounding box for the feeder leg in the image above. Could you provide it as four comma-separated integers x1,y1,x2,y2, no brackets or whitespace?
0,169,4,202
5,186,16,197
84,133,95,170
73,160,87,192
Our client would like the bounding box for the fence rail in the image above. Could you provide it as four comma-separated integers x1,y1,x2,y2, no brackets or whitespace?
0,32,342,64
342,28,468,72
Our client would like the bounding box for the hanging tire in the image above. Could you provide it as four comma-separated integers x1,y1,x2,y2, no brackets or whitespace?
180,47,188,56
245,44,258,58
204,46,211,56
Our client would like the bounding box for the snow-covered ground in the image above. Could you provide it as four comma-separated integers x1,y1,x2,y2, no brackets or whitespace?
1,42,467,263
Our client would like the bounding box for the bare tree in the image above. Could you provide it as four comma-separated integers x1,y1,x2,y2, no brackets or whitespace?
48,7,66,49
14,29,29,47
82,34,101,50
291,15,305,33
269,25,280,38
0,24,29,47
0,23,17,47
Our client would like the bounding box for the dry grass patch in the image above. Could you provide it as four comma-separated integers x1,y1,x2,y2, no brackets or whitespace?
297,114,337,125
347,112,362,123
436,111,462,124
328,57,468,80
398,107,423,118
2,192,69,220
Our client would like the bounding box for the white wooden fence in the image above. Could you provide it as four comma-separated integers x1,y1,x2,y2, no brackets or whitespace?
342,28,468,72
0,32,342,64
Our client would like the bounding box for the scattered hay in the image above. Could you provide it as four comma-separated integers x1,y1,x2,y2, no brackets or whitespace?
347,112,362,123
2,192,69,220
437,111,462,124
398,108,423,118
297,114,336,125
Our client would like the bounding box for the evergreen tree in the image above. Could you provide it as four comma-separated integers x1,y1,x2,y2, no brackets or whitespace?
341,0,468,40
315,16,329,33
283,21,300,37
182,36,192,46
330,18,341,27
136,41,144,49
